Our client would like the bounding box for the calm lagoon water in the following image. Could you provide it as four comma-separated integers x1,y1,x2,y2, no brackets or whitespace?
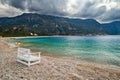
10,36,120,66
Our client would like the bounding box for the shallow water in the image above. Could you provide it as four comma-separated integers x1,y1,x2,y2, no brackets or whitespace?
9,36,120,67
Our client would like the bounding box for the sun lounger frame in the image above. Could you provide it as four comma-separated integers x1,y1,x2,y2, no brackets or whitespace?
17,47,41,67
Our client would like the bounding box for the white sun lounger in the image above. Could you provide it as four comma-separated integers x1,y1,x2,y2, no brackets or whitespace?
17,47,41,67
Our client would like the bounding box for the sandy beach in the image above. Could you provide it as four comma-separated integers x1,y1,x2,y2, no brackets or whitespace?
0,37,120,80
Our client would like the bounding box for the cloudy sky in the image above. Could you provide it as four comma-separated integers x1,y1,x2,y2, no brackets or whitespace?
0,0,120,23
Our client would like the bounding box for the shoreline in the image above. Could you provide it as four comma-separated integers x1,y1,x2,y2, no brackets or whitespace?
6,37,120,71
3,35,120,38
7,36,120,70
0,37,120,80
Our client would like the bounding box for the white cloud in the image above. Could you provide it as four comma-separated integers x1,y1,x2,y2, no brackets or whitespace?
0,3,23,17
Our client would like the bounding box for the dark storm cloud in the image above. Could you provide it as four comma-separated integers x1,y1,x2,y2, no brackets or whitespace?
27,0,68,16
99,9,120,22
9,0,27,10
0,0,120,23
80,6,106,19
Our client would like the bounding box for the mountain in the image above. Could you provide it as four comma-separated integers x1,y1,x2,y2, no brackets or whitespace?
102,21,120,35
0,13,119,36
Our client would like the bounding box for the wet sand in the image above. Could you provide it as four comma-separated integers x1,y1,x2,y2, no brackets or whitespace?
0,37,120,80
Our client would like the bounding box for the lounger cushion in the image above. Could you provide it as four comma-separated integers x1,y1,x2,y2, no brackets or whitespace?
17,55,40,61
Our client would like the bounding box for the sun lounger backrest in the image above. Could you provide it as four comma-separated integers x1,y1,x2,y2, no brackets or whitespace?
18,48,30,55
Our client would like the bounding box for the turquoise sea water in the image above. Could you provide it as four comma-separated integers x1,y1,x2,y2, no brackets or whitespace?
10,36,120,66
